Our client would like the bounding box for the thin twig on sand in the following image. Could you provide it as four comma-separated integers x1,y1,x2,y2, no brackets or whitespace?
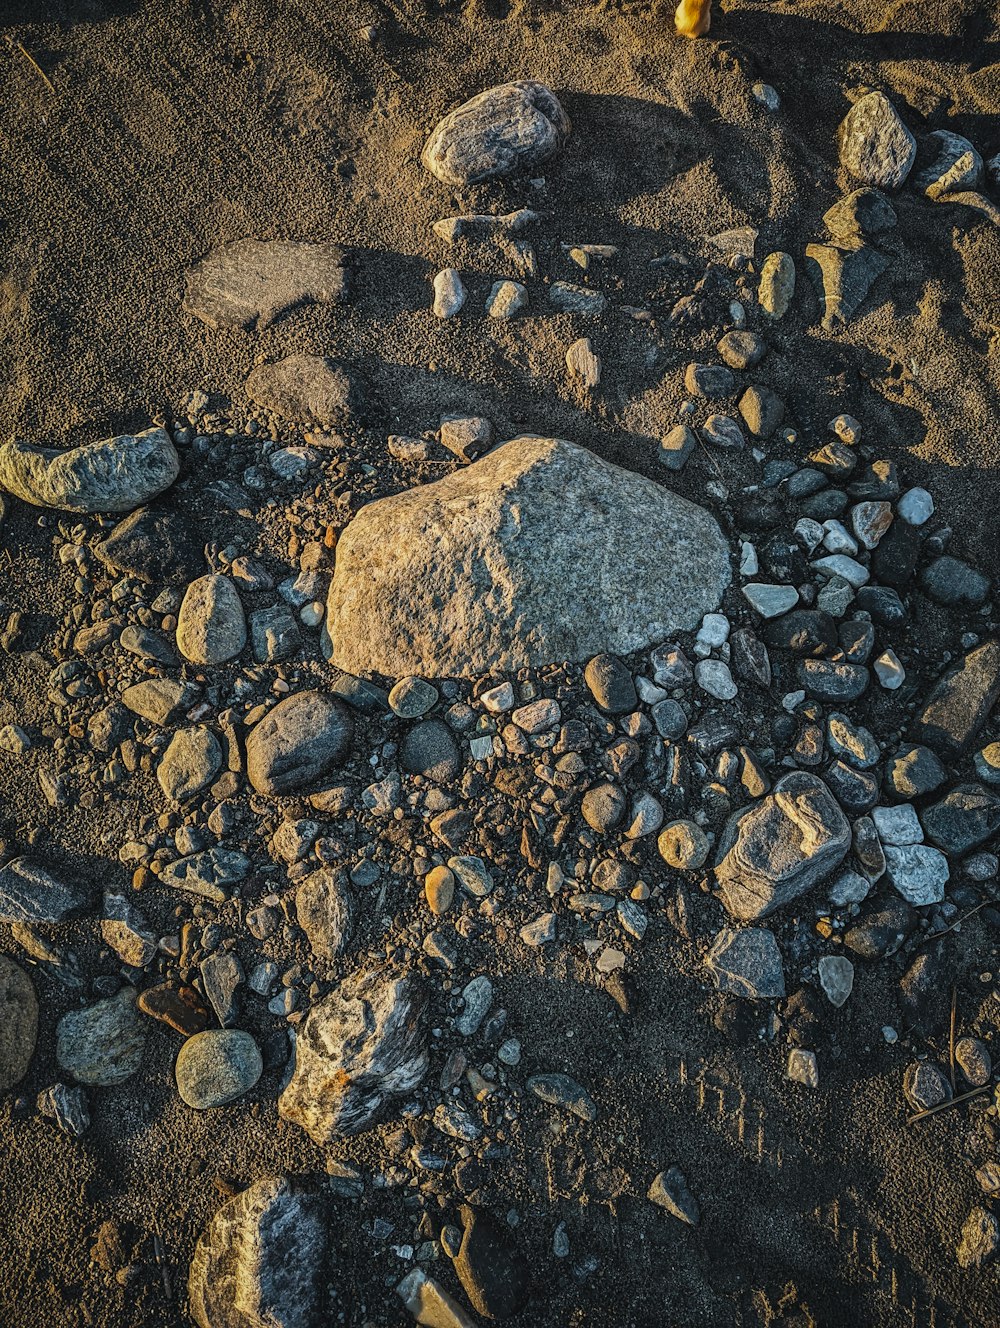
12,40,56,95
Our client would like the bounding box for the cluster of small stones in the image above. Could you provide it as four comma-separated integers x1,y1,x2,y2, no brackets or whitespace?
3,81,1000,1324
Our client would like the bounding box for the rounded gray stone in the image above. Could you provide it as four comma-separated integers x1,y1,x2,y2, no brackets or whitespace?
246,690,354,796
422,81,571,186
175,1029,262,1109
176,575,247,665
157,727,223,802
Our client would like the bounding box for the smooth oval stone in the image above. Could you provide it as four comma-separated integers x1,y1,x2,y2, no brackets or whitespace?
246,690,354,796
0,956,38,1093
175,1029,262,1109
422,81,571,186
176,575,247,665
0,427,179,513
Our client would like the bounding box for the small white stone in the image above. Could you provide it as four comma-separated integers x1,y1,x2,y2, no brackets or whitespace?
872,804,923,846
882,1026,898,1044
794,518,824,552
729,300,746,328
469,736,494,760
695,659,737,701
636,677,668,704
811,554,870,588
696,612,731,648
432,267,467,319
874,648,905,690
299,601,324,628
884,844,949,906
782,690,806,712
821,520,859,556
742,583,798,619
739,541,759,576
480,682,515,713
897,486,934,526
787,1048,819,1088
828,869,871,906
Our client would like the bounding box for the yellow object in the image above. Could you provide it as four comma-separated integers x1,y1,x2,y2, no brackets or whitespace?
675,0,713,38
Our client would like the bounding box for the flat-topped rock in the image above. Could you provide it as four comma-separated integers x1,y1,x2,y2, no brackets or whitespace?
422,81,570,186
912,641,1000,756
245,354,353,428
326,436,731,678
183,238,348,330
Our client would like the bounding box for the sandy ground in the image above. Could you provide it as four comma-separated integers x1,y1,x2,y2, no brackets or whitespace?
1,1,1000,1326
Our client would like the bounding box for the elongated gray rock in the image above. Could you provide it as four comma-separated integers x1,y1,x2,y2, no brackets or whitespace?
0,427,179,513
715,772,850,920
326,436,731,677
278,971,428,1142
0,857,90,923
295,868,353,961
0,956,38,1093
188,1175,329,1328
423,81,571,186
838,91,916,190
245,354,353,427
184,238,348,331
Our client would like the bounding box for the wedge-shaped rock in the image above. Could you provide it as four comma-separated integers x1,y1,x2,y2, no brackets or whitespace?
714,772,850,920
188,1175,329,1328
0,857,90,923
326,436,731,677
0,427,179,513
423,81,571,186
912,641,1000,756
805,243,890,329
278,971,428,1142
184,238,348,330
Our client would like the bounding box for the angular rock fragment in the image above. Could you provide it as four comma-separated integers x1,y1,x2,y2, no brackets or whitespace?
397,1268,477,1328
526,1072,598,1121
158,847,250,902
912,641,1000,756
295,868,353,961
705,927,785,998
453,1205,530,1320
823,188,897,240
648,1167,700,1225
0,427,179,514
326,436,731,677
838,91,916,190
805,243,890,329
714,772,850,920
56,988,146,1087
921,785,1000,856
94,505,204,583
913,130,983,200
278,971,428,1142
184,238,348,330
188,1175,330,1328
37,1082,89,1136
883,844,949,905
423,81,570,186
245,354,353,428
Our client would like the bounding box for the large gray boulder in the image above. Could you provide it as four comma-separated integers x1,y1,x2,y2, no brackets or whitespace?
714,772,850,920
278,971,428,1143
188,1175,329,1328
325,436,731,678
0,427,179,513
423,81,571,186
838,91,916,190
184,238,348,331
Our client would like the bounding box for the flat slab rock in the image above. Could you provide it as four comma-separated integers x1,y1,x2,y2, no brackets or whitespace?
184,238,348,331
714,771,850,920
912,640,1000,756
188,1175,329,1328
0,426,179,514
326,435,731,677
245,354,353,428
422,81,571,186
278,971,428,1143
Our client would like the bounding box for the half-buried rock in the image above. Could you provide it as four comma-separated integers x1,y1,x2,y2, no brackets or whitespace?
188,1175,330,1328
246,690,354,795
423,81,571,186
245,354,354,428
0,956,38,1094
326,436,731,677
183,238,348,330
278,971,428,1142
0,426,179,513
714,772,850,920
